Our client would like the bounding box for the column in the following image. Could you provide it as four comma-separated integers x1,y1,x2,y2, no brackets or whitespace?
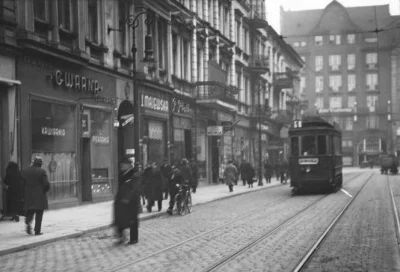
191,22,198,83
177,35,182,78
214,0,219,30
198,0,203,19
216,36,220,64
154,15,160,78
204,35,209,81
199,46,204,82
230,2,234,42
50,0,59,43
191,0,196,12
209,0,213,27
203,0,208,24
167,21,173,83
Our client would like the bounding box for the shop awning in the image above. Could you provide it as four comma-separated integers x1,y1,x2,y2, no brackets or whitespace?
0,77,21,86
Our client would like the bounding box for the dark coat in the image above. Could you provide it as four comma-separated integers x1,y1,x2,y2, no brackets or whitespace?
190,162,199,187
264,162,273,178
143,167,164,201
22,166,50,210
160,163,172,191
3,172,25,214
240,162,255,180
180,164,193,185
114,168,141,230
169,169,184,195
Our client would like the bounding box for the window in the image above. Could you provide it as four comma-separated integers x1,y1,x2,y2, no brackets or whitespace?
347,54,355,70
87,0,98,43
329,55,341,70
300,76,306,94
183,39,189,80
294,42,300,47
348,75,356,91
333,136,342,155
329,75,342,92
34,0,48,21
329,97,342,108
347,34,355,44
301,41,307,47
235,20,241,47
315,97,324,109
118,0,127,54
244,28,249,53
366,95,378,112
347,96,356,108
315,36,323,46
301,135,316,156
329,35,341,45
366,74,378,90
158,18,166,70
58,0,73,30
366,115,379,129
291,137,299,157
343,117,354,130
316,76,324,93
315,56,323,71
172,34,178,75
365,37,377,43
318,135,327,155
366,53,377,64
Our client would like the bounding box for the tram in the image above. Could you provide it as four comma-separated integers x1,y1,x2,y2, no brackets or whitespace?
289,116,343,193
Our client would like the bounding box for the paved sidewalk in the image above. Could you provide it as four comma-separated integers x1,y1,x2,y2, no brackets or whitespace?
0,179,284,256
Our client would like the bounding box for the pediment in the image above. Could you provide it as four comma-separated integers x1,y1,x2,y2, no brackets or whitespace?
311,1,360,34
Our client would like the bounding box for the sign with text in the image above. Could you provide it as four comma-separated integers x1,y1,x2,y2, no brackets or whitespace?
207,126,223,136
141,94,169,112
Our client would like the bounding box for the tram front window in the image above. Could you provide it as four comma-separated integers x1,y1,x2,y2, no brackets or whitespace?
301,135,316,156
291,137,299,156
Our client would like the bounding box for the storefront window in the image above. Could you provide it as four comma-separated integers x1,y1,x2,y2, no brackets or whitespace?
146,120,165,166
31,100,77,200
90,109,112,196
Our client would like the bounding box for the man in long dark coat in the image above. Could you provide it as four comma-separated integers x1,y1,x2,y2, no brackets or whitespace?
144,162,164,212
239,159,253,186
190,159,199,193
3,161,25,222
22,157,50,235
114,157,141,245
160,158,172,200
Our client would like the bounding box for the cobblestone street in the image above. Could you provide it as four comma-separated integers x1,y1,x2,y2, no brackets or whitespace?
4,171,397,272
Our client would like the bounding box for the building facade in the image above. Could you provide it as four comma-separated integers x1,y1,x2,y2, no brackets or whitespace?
281,1,399,166
0,0,302,210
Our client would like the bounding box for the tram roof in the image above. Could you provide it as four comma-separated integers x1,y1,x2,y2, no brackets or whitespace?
289,115,341,133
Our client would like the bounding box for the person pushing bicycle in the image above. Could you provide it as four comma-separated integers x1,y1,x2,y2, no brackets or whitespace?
166,165,184,215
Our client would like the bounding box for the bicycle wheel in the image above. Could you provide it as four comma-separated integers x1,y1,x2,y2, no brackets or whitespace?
175,194,186,216
186,193,192,213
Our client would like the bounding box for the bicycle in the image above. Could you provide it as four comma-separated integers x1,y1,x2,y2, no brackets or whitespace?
174,181,192,216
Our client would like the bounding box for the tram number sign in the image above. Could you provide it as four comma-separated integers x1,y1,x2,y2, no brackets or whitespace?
293,120,302,128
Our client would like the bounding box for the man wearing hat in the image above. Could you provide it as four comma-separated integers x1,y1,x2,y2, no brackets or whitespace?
23,156,50,235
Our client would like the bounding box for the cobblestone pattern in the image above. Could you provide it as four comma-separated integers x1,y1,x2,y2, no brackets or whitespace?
301,173,400,272
208,172,370,272
0,173,362,272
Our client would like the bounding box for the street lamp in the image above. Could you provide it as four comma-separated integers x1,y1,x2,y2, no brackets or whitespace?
388,100,392,154
108,10,153,165
258,81,263,186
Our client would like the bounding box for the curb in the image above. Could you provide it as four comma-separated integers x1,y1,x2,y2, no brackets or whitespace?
0,183,285,256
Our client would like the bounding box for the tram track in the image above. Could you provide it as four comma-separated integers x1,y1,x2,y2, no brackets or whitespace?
107,172,364,272
387,174,400,246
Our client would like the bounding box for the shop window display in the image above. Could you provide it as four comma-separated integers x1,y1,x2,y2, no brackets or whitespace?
147,120,165,165
31,100,77,200
89,109,112,196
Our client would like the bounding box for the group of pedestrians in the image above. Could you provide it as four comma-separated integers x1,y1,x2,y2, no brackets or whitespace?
264,159,289,184
2,157,50,236
113,157,199,245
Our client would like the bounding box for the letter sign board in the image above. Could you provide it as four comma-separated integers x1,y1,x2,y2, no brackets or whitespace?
207,126,223,136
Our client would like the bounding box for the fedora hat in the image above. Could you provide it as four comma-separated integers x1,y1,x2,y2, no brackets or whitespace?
32,156,43,166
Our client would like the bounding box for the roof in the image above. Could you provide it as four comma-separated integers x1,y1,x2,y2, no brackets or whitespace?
281,0,396,36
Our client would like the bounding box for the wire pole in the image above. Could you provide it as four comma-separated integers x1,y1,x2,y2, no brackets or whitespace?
258,82,263,186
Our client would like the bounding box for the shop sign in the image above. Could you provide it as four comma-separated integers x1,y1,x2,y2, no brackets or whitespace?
172,98,191,114
41,127,66,137
92,135,110,144
207,126,223,136
141,94,169,112
54,70,103,94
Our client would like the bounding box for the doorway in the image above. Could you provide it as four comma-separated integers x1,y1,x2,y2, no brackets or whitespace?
81,138,92,202
184,129,192,159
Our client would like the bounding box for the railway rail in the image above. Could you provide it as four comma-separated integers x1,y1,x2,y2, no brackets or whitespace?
108,172,363,272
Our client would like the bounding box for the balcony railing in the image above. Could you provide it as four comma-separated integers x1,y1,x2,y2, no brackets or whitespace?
247,4,268,29
172,75,196,95
248,54,269,74
195,81,239,105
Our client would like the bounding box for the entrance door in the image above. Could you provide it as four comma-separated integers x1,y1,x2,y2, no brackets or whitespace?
184,129,192,159
81,138,92,202
211,136,219,184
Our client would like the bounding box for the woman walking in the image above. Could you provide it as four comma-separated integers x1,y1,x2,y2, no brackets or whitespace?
3,161,25,222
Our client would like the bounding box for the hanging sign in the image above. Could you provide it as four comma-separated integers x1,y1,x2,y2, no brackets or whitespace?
207,126,223,136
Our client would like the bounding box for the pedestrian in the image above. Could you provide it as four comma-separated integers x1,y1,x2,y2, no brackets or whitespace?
264,160,272,184
166,165,184,215
2,161,25,222
114,156,141,245
180,158,193,190
190,159,199,193
246,163,255,188
224,160,237,192
232,160,239,185
160,158,172,200
144,161,164,212
240,159,254,187
22,157,50,236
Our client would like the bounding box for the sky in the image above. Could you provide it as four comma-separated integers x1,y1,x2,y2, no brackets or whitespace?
267,0,400,33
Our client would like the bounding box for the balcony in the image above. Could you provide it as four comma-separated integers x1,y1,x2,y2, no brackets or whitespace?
248,54,270,75
251,106,272,120
195,81,238,111
172,75,196,95
270,109,294,124
273,72,294,89
247,5,268,29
